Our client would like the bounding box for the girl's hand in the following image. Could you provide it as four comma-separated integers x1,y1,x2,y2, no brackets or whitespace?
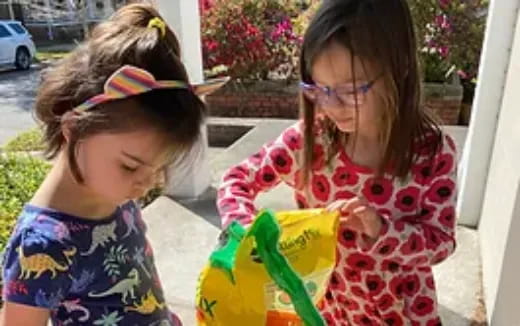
327,197,383,240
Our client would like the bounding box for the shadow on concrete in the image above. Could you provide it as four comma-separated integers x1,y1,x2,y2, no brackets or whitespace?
173,187,222,229
439,304,487,326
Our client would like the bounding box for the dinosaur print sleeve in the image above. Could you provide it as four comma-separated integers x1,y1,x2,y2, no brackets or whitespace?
217,122,304,228
2,229,76,309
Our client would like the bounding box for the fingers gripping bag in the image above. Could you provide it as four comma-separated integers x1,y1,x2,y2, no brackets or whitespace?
196,209,340,326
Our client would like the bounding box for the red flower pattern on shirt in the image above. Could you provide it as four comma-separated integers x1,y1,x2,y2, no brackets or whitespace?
217,122,458,324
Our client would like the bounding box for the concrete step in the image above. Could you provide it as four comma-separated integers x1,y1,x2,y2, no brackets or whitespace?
206,116,260,147
176,119,298,230
209,118,296,187
144,197,220,326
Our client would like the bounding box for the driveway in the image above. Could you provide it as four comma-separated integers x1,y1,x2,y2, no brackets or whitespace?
0,66,40,146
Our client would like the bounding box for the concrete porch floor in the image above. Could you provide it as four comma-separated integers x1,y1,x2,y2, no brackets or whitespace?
144,120,486,326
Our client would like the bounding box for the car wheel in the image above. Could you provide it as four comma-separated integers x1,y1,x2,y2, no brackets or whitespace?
15,48,31,70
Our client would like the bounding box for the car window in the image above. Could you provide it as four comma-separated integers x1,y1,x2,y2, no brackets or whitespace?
8,23,26,35
0,24,13,38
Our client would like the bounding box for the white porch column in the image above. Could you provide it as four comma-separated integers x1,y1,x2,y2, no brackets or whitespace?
87,0,95,21
7,0,14,20
456,0,519,226
44,0,53,40
156,0,211,198
66,0,75,21
104,0,114,18
478,4,520,324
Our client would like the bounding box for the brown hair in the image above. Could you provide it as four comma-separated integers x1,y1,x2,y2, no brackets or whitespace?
35,3,205,182
300,0,442,183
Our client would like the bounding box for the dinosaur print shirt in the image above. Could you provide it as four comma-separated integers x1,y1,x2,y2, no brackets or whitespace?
2,201,179,326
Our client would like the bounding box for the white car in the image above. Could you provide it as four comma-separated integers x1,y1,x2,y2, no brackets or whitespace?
0,20,36,70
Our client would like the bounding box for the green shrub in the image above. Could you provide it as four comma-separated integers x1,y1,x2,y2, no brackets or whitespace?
3,128,45,152
35,51,68,62
0,154,50,252
201,0,303,81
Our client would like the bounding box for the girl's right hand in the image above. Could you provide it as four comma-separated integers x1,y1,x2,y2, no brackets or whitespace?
327,199,366,234
326,197,383,241
0,302,50,326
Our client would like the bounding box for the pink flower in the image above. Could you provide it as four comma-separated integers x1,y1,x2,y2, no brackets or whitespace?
344,267,362,282
329,271,347,292
269,147,294,175
339,226,357,249
439,0,451,8
204,40,218,51
458,70,469,79
282,127,302,151
383,311,405,326
311,174,331,202
346,253,376,271
426,178,455,204
439,206,456,228
402,274,421,296
439,45,449,58
434,153,454,177
335,190,356,201
255,165,278,188
400,232,425,256
411,296,435,317
394,186,421,212
374,237,400,256
362,177,394,205
365,274,386,296
199,0,213,13
332,166,359,187
435,15,451,30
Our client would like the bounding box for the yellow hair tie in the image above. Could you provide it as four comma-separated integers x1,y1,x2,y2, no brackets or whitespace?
148,17,166,38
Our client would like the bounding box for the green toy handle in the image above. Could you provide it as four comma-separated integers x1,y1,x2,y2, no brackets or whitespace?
250,210,325,326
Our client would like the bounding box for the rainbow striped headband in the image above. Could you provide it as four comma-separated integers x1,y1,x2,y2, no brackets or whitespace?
75,65,191,112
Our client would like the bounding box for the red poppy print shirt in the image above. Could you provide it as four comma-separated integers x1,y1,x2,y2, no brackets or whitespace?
217,121,457,326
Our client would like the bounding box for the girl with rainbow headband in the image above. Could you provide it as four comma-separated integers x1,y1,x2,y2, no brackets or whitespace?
217,0,458,324
1,4,225,326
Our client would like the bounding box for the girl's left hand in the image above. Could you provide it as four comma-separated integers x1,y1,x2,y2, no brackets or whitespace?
327,197,383,240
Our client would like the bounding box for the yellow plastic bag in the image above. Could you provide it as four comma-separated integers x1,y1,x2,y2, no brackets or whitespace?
196,209,340,326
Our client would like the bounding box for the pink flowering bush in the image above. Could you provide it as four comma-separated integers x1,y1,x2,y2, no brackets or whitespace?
199,0,303,81
199,0,487,103
289,0,488,101
409,0,488,101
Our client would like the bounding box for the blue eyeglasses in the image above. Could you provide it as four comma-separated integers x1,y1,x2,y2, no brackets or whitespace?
299,78,378,107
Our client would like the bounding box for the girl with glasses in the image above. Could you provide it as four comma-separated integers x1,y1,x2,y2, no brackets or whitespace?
218,0,458,325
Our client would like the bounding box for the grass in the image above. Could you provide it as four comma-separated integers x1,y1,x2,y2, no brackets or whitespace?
1,128,48,252
35,51,68,63
0,154,50,252
0,153,50,306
